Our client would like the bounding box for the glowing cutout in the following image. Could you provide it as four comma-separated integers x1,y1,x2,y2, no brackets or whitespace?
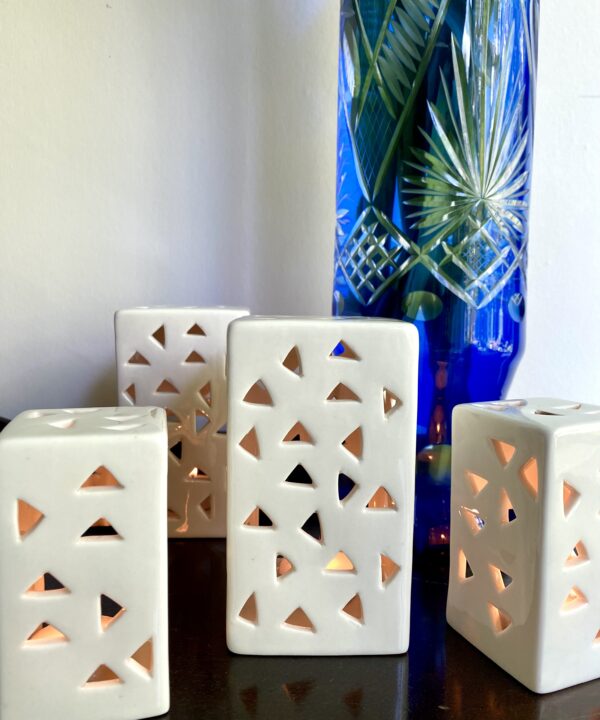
327,383,360,402
283,607,315,632
26,622,68,644
341,594,364,624
489,604,512,633
239,427,260,458
492,439,516,467
26,573,68,595
243,507,273,528
566,541,589,567
276,554,294,578
283,422,314,444
342,427,363,459
520,457,538,499
380,554,400,585
562,586,588,612
199,381,212,406
460,506,485,534
80,518,122,540
466,471,488,496
100,594,126,631
80,466,123,491
325,551,355,572
130,639,153,676
18,499,44,539
85,665,122,687
243,380,273,405
490,565,513,591
563,482,580,517
499,489,517,524
366,486,396,510
239,593,258,624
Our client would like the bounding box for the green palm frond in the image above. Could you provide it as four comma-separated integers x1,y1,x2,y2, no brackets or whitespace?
377,0,440,112
404,30,530,245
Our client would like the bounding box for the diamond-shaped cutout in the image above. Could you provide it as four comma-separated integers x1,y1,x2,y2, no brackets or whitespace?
329,340,360,360
327,383,360,402
282,346,302,376
465,471,488,496
341,594,364,624
366,486,396,510
25,622,68,644
18,499,44,539
325,551,355,572
283,607,315,632
243,380,273,406
239,593,258,624
151,325,166,348
342,427,362,459
80,466,123,491
283,421,313,444
101,594,126,631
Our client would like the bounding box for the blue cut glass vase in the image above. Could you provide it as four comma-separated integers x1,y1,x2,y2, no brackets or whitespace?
334,0,539,554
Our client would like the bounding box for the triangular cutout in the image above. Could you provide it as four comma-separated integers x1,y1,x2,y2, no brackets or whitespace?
128,351,150,365
563,482,580,517
341,594,364,624
492,439,516,466
80,466,123,491
325,551,355,572
239,593,258,624
489,604,512,633
216,423,227,435
466,471,488,496
85,665,122,686
17,499,44,539
366,486,396,510
300,512,322,543
380,554,400,585
26,572,69,595
130,639,153,676
199,494,213,518
156,379,179,394
81,518,122,540
243,507,274,528
595,630,600,644
499,489,517,524
199,381,212,407
124,383,136,403
151,325,166,348
460,506,485,534
239,427,260,458
566,540,589,567
168,508,181,521
187,323,206,336
169,439,183,461
338,473,357,502
520,457,539,499
490,565,513,591
342,427,363,459
243,380,273,406
195,409,209,433
562,586,588,613
383,388,402,416
283,421,314,444
100,594,126,631
282,346,302,376
458,550,473,581
276,554,294,579
283,607,315,632
284,464,314,486
329,340,360,360
26,622,68,644
185,350,205,364
327,383,360,402
188,465,209,481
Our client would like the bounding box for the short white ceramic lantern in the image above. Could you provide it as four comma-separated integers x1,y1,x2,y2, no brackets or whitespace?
447,398,600,694
226,317,418,655
0,407,169,720
115,306,249,537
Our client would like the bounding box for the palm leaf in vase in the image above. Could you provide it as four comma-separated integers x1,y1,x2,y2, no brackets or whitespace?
404,27,531,308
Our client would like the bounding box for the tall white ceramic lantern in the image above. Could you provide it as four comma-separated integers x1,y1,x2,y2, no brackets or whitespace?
0,407,169,720
115,306,249,537
226,317,418,655
448,398,600,693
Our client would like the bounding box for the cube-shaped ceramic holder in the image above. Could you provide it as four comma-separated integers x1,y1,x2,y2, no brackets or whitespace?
115,306,249,537
447,398,600,694
226,317,418,655
0,407,169,720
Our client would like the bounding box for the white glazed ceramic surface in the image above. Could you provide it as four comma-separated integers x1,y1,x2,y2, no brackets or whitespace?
447,398,600,694
115,307,249,538
0,407,169,720
226,317,418,655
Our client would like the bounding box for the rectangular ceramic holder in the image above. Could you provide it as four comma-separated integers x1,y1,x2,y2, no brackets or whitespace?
115,306,249,537
447,398,600,693
226,317,418,655
0,407,169,720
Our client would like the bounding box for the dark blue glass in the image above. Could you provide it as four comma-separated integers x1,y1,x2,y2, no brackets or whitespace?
334,0,539,553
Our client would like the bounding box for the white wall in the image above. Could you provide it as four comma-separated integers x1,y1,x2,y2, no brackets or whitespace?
0,0,598,418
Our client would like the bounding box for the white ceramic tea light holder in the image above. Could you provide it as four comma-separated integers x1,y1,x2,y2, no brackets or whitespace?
0,406,169,720
447,398,600,693
226,316,419,655
115,306,249,538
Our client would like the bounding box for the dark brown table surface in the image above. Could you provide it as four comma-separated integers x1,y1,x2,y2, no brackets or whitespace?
164,540,600,720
